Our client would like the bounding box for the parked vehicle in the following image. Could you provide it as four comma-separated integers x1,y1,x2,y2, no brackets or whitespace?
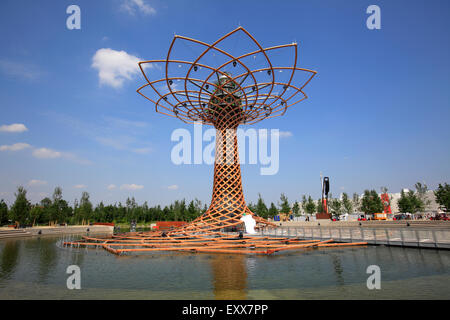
373,213,387,220
431,214,449,221
394,213,412,220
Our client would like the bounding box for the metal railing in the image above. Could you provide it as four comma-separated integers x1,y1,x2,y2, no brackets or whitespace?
258,226,450,249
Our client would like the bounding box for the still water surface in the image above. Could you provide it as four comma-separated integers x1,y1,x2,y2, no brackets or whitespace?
0,234,449,299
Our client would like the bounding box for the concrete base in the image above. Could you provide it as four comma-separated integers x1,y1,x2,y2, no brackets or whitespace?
316,213,331,220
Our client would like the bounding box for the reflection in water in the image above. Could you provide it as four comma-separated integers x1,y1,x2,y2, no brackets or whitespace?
70,251,85,267
435,250,446,272
210,255,247,299
330,254,345,287
38,238,58,282
402,247,411,265
1,235,450,299
0,241,21,280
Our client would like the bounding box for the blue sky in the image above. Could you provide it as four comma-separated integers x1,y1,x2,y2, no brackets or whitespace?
0,0,449,206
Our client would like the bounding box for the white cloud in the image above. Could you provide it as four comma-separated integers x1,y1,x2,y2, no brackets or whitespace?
32,148,62,159
0,59,41,80
107,184,116,190
74,184,87,189
120,184,144,190
61,153,93,165
167,184,179,190
104,116,148,129
1,143,90,164
95,136,127,150
28,179,47,187
121,0,156,16
132,147,152,154
96,136,152,155
48,112,153,156
258,130,292,139
278,131,293,138
0,143,31,151
0,123,28,133
30,147,92,165
92,48,149,88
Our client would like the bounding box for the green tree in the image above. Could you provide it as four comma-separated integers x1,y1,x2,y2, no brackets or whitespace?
78,191,93,223
329,197,343,218
301,195,307,214
0,199,8,225
173,199,186,221
398,189,422,214
304,196,316,215
125,197,138,221
51,187,70,223
40,197,52,224
352,193,361,212
94,201,105,222
398,190,412,213
247,202,257,213
30,205,44,226
316,199,324,214
10,186,31,225
360,190,383,215
434,183,450,213
341,192,353,214
415,182,430,212
187,200,200,221
268,202,278,218
255,193,269,219
279,193,290,214
292,201,300,217
72,198,79,224
194,199,204,219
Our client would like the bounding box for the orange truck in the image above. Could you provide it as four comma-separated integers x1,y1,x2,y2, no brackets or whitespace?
373,213,387,220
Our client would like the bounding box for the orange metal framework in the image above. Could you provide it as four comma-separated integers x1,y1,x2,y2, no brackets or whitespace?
136,27,316,234
64,232,367,255
63,28,369,255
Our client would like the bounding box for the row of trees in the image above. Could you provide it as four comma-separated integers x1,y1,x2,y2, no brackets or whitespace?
0,186,207,226
1,182,449,226
246,190,380,220
249,182,450,220
435,183,450,213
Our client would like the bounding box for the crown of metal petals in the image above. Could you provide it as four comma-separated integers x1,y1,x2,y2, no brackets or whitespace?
137,27,317,126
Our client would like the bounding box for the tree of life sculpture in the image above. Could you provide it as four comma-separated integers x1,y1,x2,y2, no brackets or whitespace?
63,28,370,254
136,27,316,235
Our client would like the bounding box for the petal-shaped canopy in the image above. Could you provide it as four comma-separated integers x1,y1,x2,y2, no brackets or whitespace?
137,27,316,126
